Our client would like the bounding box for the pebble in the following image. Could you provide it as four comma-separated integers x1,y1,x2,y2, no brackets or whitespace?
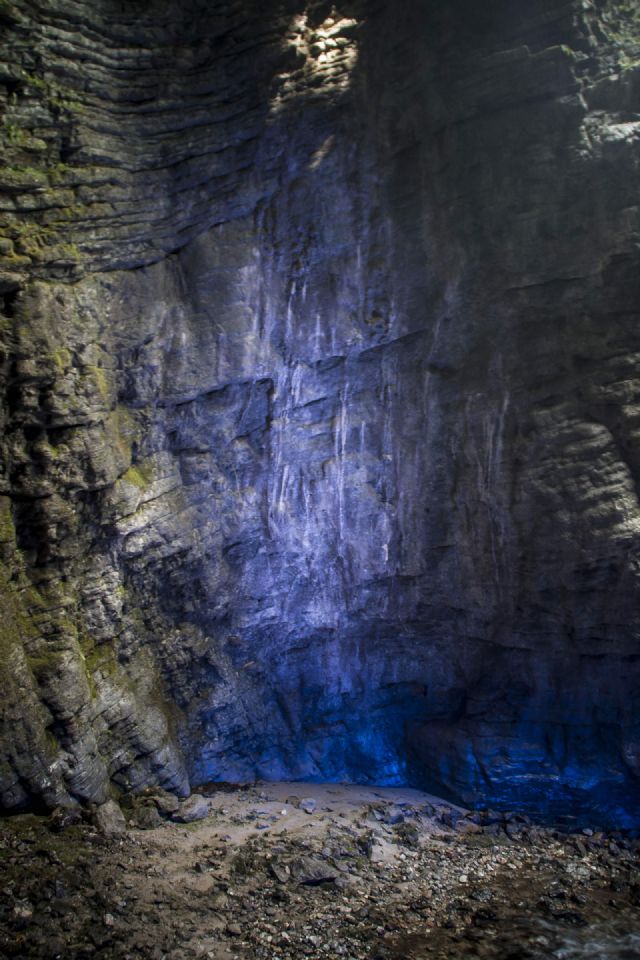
0,788,637,960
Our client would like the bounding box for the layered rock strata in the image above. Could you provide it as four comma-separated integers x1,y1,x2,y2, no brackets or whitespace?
0,0,639,826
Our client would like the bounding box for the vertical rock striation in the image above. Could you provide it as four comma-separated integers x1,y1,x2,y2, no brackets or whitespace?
0,0,638,826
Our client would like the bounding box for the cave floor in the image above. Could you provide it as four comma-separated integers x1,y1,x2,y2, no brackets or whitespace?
1,783,639,960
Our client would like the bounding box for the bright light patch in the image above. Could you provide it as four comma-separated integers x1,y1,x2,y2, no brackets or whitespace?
310,133,336,170
270,8,360,114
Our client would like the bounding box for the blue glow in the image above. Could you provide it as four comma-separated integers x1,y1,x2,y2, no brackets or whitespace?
192,703,639,833
189,638,639,834
408,720,640,833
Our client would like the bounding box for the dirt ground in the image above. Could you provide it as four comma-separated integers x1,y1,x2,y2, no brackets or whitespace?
1,782,639,960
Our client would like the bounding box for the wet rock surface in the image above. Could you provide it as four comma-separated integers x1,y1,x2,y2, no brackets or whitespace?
0,784,638,960
0,0,639,825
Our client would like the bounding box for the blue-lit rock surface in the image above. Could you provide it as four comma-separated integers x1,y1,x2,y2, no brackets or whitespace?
0,0,639,828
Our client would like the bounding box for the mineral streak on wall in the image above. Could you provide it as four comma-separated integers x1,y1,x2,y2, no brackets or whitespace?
0,0,639,828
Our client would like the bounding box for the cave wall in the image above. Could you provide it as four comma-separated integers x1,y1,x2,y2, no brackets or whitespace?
0,0,639,826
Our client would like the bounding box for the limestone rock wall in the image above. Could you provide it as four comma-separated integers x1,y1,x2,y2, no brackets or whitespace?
0,0,639,826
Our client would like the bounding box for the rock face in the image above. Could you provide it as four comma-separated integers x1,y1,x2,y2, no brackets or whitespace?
0,0,639,827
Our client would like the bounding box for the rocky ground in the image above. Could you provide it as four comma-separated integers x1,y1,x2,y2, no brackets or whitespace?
0,783,639,960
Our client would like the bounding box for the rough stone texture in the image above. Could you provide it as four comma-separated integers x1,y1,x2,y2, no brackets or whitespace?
171,794,210,823
0,0,639,827
91,797,127,837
